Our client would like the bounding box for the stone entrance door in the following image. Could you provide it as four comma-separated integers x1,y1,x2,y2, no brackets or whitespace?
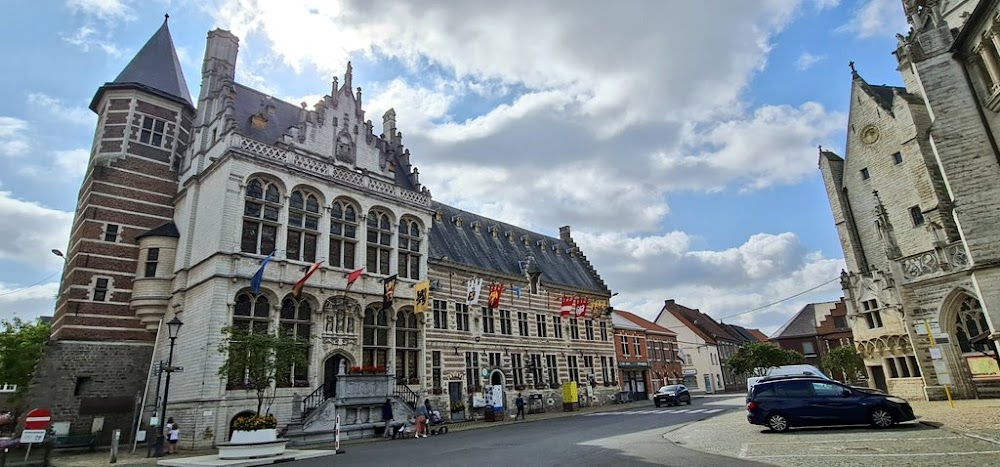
324,354,348,399
869,365,887,393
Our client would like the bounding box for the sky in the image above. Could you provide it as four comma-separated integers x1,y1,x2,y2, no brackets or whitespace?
0,0,912,335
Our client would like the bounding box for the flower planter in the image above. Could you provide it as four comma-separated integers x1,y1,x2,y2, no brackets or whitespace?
219,429,286,460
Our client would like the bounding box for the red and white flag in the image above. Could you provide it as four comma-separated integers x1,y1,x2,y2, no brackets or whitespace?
487,282,504,309
575,297,590,317
560,296,575,316
292,260,324,297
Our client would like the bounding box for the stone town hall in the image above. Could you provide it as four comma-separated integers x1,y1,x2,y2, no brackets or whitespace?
27,20,619,446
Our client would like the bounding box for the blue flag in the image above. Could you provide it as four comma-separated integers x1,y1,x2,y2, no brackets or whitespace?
250,251,275,295
512,285,521,298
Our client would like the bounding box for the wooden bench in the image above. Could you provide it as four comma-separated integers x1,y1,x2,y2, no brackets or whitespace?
53,434,97,452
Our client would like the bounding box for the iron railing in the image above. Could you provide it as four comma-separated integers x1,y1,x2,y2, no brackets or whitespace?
394,381,419,409
302,382,327,417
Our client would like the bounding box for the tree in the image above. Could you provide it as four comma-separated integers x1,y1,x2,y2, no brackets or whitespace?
822,345,865,383
725,342,805,378
217,326,309,416
0,318,51,408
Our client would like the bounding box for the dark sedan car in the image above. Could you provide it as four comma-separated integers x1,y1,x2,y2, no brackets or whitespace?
746,376,916,432
654,385,691,407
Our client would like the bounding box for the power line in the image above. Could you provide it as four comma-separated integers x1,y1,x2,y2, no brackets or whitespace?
719,276,841,321
0,271,61,298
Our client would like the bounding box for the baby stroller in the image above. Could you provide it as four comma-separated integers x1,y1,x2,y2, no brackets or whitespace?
426,410,449,435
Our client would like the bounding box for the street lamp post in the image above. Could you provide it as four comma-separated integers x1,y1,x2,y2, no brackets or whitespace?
152,317,183,457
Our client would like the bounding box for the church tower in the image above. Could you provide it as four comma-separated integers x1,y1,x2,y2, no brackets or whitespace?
28,17,192,443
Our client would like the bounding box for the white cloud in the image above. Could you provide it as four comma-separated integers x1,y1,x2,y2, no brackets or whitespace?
0,117,30,157
796,52,826,71
53,149,91,176
0,281,59,323
27,93,95,126
66,0,134,21
837,0,907,38
62,26,126,58
0,192,73,269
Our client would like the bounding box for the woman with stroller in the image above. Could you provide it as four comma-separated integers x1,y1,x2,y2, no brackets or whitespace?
414,399,429,438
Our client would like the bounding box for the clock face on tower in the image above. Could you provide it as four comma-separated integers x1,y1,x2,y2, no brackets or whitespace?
860,124,880,145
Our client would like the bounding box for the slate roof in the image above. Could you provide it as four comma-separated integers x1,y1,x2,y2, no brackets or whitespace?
852,71,904,116
616,310,676,336
428,202,609,293
136,221,180,240
231,82,420,192
659,300,739,344
723,324,760,343
771,304,819,339
90,18,193,111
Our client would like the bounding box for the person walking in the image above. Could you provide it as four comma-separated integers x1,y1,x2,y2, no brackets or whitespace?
167,423,180,454
515,393,525,421
382,399,394,439
414,399,428,438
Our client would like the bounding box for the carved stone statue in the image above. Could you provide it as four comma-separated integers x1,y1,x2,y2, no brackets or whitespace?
338,359,347,376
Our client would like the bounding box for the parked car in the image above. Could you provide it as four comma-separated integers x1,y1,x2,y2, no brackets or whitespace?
654,385,691,407
746,364,830,392
746,375,915,432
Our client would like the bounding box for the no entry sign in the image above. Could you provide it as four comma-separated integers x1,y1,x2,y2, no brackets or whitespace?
24,408,51,430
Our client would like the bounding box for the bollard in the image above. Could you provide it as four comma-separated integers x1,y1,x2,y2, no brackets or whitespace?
2,447,8,467
334,414,344,454
110,429,120,463
945,384,955,408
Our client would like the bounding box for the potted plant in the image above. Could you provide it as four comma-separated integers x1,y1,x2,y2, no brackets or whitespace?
218,326,309,444
450,401,466,421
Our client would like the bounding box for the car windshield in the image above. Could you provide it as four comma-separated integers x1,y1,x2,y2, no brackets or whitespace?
658,385,680,393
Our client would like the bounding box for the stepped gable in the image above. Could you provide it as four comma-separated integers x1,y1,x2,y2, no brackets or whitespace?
230,77,422,193
90,16,193,111
429,202,610,292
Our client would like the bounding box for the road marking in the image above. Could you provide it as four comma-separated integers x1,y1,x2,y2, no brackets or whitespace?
703,409,723,413
672,409,690,413
745,451,1000,458
738,443,750,458
687,409,706,413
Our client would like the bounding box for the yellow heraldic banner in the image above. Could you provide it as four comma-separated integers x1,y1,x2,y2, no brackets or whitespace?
413,280,431,314
562,381,579,403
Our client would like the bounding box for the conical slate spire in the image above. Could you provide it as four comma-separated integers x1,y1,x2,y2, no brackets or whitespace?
91,16,193,111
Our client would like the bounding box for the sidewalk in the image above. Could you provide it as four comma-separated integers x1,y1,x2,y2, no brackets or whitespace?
908,397,1000,441
48,399,657,467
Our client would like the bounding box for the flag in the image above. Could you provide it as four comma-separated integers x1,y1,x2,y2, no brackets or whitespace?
291,260,324,297
250,250,275,295
383,274,398,309
345,267,364,291
575,297,590,317
487,282,504,309
676,347,688,365
414,281,430,314
560,296,575,317
512,285,521,298
590,299,608,318
466,278,483,305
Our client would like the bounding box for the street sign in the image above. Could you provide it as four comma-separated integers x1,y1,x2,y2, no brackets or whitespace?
24,408,51,430
19,430,46,444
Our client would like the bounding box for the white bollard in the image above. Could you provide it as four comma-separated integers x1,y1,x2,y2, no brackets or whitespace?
334,414,344,454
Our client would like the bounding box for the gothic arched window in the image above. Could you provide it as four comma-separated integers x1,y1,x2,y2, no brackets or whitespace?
398,217,421,280
278,296,312,387
241,178,281,255
362,304,389,367
366,209,393,275
228,291,271,389
956,296,991,353
287,189,320,262
330,200,358,269
395,308,420,383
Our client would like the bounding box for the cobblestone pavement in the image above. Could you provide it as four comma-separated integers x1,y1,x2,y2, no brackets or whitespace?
664,401,1000,467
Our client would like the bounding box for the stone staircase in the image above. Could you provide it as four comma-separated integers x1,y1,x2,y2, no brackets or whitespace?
283,375,417,446
973,378,1000,399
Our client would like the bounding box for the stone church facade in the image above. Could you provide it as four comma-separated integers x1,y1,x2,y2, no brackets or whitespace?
819,0,1000,401
27,19,616,447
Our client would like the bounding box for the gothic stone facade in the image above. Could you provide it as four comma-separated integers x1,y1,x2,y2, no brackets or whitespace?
820,0,1000,401
29,21,617,447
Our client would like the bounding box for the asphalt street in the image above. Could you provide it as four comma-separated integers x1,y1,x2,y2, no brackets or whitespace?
284,396,768,467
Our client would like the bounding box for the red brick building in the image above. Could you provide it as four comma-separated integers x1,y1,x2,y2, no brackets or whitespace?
617,311,681,389
770,299,854,380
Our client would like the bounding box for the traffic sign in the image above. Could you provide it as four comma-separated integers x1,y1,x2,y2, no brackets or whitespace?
19,430,46,444
24,408,52,430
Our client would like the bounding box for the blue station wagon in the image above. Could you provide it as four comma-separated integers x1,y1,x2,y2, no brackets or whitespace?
746,376,916,432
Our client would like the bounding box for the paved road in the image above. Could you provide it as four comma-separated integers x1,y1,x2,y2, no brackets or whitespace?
287,396,768,467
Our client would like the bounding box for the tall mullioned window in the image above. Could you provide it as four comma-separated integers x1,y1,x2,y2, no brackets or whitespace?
363,305,390,367
396,309,420,384
398,218,422,279
229,292,271,388
278,296,311,387
241,178,281,255
500,309,512,335
287,190,320,262
546,354,559,385
455,303,470,331
433,299,448,330
329,200,358,269
367,209,392,275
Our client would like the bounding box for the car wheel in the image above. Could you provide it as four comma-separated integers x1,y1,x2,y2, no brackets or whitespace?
767,413,790,433
655,402,661,408
870,407,895,428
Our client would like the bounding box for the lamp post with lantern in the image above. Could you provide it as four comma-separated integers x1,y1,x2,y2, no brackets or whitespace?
152,317,183,457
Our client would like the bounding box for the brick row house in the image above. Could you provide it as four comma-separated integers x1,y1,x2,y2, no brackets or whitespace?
26,20,619,447
770,300,854,379
819,0,1000,400
611,310,682,400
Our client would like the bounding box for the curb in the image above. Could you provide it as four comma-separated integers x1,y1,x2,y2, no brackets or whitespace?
920,420,1000,447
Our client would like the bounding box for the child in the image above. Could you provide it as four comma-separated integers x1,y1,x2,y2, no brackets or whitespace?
167,424,180,454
